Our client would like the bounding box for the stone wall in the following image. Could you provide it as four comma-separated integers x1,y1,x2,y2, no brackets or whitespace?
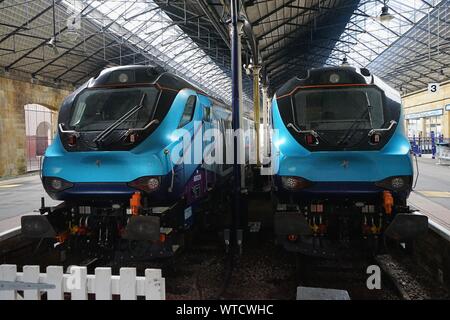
402,81,450,138
0,76,70,177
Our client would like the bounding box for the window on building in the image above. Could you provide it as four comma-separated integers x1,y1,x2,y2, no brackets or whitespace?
24,104,57,172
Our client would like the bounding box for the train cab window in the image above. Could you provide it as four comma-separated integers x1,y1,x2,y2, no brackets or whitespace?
179,96,196,127
293,87,384,131
203,106,211,122
69,86,159,131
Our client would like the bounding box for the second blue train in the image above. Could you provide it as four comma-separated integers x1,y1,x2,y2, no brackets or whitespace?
271,66,428,256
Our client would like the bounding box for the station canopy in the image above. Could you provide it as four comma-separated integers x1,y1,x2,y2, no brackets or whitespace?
0,0,448,106
328,0,449,94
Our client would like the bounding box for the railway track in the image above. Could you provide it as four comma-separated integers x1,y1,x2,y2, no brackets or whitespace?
0,222,448,300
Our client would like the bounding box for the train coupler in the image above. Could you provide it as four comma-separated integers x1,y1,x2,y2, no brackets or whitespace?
122,215,160,241
274,204,312,238
21,215,56,238
384,212,428,241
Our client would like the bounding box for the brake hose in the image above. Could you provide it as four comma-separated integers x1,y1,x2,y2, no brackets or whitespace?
412,154,419,190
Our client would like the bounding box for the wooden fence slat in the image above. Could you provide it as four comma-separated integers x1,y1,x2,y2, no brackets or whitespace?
46,266,64,300
145,269,163,300
136,277,145,296
160,277,166,300
111,276,120,295
87,275,95,293
0,264,164,301
0,264,17,300
119,268,136,300
94,268,112,300
69,266,87,300
23,265,40,300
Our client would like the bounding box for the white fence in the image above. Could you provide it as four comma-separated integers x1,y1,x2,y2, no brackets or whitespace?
0,264,165,300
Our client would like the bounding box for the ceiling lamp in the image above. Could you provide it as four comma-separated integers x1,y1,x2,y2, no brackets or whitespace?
379,2,394,23
46,37,59,56
439,69,446,81
62,30,80,43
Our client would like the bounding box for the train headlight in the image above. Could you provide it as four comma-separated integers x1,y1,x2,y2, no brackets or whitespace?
118,73,129,83
391,177,405,189
329,73,340,83
51,179,62,190
128,176,160,193
44,177,73,192
375,176,411,191
281,176,312,190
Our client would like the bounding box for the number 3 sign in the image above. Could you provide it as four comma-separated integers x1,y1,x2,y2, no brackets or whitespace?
428,83,440,93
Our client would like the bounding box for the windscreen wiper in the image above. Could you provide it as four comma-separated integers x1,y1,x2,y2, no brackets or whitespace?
368,120,397,137
287,123,330,145
93,92,146,146
365,93,373,129
337,108,369,146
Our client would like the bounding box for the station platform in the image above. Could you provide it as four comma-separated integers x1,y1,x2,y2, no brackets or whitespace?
409,156,450,232
0,173,60,237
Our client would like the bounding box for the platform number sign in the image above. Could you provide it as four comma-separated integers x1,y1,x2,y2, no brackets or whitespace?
428,83,440,94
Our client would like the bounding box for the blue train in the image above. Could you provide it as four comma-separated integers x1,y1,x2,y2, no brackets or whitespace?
271,66,428,256
21,65,250,258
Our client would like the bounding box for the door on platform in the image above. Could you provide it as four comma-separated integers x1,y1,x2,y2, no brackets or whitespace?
24,104,57,172
407,119,420,138
424,116,442,137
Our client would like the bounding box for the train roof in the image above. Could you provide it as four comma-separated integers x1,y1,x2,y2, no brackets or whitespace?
275,66,400,103
87,65,200,92
275,66,374,97
85,65,231,107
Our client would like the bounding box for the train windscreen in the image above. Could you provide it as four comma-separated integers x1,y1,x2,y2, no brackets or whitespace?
69,86,159,131
293,87,384,131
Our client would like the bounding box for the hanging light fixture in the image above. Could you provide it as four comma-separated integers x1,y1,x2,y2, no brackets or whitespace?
63,13,81,43
379,1,394,23
46,36,59,55
46,0,59,56
439,69,446,81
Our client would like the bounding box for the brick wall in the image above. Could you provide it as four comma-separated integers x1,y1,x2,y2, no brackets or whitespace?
0,76,70,177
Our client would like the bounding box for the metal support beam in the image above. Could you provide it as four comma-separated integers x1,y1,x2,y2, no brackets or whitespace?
252,65,261,167
197,0,230,49
237,21,246,189
6,0,98,70
0,0,62,46
230,0,242,252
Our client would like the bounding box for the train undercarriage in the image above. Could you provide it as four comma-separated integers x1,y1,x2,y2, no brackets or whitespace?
273,191,429,257
21,184,228,261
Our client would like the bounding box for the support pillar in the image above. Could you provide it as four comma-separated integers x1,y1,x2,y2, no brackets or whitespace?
262,85,269,161
229,0,242,249
237,21,245,189
252,65,261,167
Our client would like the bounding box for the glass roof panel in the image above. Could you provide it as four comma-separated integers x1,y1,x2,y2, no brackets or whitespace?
327,0,445,68
65,0,233,103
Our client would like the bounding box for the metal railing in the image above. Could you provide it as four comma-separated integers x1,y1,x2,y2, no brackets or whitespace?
409,133,448,159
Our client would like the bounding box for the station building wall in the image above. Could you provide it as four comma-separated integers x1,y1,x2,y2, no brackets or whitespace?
402,81,450,139
0,76,70,178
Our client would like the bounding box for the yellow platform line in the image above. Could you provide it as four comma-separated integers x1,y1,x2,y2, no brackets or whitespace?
0,184,22,188
417,191,450,198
